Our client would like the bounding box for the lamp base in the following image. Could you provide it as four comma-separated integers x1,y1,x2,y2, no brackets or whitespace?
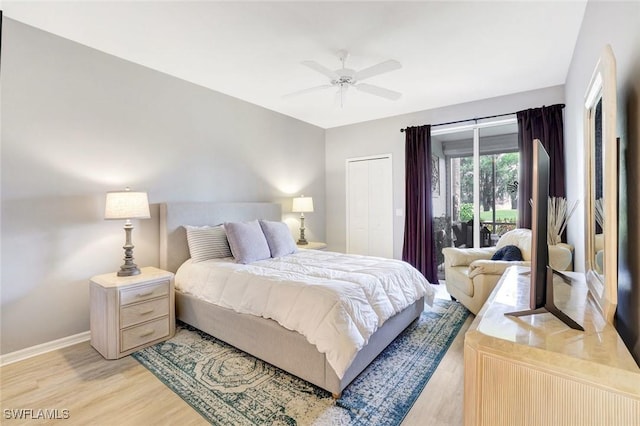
117,224,141,276
117,264,141,277
297,214,308,245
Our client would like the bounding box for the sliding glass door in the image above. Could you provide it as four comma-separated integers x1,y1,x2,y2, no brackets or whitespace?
431,119,518,278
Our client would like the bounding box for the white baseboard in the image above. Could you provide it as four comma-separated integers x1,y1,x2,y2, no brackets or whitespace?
0,331,91,367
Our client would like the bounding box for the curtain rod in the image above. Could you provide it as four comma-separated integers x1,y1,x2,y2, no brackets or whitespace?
399,103,565,133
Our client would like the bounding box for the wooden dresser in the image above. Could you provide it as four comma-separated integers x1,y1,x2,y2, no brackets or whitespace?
464,266,640,425
90,267,175,359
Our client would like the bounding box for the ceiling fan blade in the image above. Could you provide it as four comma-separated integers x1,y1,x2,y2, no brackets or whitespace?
283,84,334,98
354,59,401,81
356,83,402,101
301,60,340,80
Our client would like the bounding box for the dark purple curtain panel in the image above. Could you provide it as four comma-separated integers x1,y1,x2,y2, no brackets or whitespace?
516,104,566,229
402,125,438,283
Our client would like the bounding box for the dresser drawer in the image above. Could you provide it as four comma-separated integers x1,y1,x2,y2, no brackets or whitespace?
120,281,170,306
120,317,169,352
120,297,169,328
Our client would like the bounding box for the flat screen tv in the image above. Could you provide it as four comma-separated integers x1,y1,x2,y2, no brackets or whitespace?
505,140,583,331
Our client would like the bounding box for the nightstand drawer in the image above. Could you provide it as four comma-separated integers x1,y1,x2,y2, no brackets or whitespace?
120,297,169,328
121,317,169,352
120,280,170,306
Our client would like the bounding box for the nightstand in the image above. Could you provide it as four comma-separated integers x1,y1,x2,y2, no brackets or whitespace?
90,266,175,359
297,241,328,250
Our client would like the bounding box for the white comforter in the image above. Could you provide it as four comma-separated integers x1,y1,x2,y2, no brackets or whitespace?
175,249,434,379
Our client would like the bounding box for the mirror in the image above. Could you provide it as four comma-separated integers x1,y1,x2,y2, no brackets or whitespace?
584,45,617,323
593,98,604,276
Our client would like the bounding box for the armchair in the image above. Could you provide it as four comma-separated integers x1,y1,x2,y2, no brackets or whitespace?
442,228,573,314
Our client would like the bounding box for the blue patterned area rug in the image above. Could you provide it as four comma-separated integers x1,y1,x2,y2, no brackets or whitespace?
132,298,469,425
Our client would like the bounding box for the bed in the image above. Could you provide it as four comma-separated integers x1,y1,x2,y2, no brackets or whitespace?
159,202,433,396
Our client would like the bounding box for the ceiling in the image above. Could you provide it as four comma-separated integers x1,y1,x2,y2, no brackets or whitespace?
3,1,587,129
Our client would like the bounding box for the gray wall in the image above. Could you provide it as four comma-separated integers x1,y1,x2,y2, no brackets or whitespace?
563,1,640,362
325,86,564,258
0,19,326,354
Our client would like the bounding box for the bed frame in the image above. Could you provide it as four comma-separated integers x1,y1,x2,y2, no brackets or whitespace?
159,202,424,396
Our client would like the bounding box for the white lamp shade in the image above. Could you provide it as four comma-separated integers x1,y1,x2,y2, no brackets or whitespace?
104,190,151,220
292,196,314,213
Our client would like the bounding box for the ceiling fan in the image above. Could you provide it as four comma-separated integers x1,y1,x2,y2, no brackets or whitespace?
285,50,402,106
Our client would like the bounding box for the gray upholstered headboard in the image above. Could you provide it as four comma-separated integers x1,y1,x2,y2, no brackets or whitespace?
159,202,282,273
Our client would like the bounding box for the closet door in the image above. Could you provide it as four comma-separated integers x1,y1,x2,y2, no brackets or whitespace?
346,155,393,258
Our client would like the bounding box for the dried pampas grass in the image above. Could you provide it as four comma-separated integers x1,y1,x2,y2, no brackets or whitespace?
548,197,579,245
594,198,604,228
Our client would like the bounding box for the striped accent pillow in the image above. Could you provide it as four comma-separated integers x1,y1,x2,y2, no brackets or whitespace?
184,225,232,262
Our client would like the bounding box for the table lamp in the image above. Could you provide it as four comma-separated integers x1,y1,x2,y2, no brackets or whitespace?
292,195,313,245
104,187,151,276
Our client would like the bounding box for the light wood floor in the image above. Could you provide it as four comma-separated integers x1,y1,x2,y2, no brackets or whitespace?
1,292,472,425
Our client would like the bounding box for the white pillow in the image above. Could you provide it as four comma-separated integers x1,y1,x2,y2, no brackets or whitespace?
184,225,232,262
224,220,271,264
259,220,297,258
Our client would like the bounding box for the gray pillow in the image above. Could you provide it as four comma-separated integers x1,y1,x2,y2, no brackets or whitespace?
184,225,232,262
224,220,271,264
259,220,297,258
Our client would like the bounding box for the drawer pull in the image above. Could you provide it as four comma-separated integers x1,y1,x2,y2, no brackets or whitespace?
136,291,154,298
140,308,155,315
139,330,155,338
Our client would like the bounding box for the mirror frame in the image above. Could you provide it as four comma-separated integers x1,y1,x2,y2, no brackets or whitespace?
584,45,617,323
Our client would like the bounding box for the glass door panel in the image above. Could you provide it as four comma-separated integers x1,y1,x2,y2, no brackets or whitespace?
431,119,519,280
477,124,519,246
432,128,474,280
